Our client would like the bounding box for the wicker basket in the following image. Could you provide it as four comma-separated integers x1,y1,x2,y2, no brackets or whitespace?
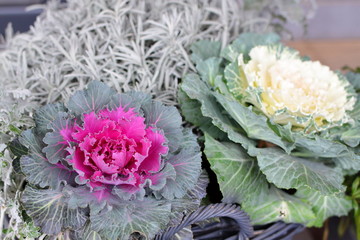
155,203,304,240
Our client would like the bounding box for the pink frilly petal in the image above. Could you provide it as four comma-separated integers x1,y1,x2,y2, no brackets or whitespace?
100,107,146,141
139,128,168,173
67,148,94,178
72,112,105,141
90,152,119,175
90,170,137,186
65,108,169,195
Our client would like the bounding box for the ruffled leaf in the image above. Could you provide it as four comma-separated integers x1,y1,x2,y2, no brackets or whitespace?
67,81,117,116
181,73,256,151
214,92,293,153
296,187,352,227
20,154,76,189
275,125,360,171
22,185,88,235
224,61,248,103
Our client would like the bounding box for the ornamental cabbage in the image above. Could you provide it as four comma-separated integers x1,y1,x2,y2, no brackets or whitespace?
179,33,360,227
237,46,355,130
16,81,205,239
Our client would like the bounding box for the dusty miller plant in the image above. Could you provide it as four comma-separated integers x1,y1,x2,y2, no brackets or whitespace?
0,0,315,238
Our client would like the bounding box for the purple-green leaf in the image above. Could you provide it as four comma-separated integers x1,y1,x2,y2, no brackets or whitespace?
67,81,117,116
90,197,171,240
42,112,75,164
157,129,202,199
34,102,67,135
142,101,182,152
20,154,76,189
22,186,88,235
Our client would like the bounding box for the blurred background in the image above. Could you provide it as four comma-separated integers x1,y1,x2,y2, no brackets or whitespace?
286,0,360,70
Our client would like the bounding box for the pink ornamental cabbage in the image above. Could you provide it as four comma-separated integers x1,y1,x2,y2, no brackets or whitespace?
18,81,205,239
67,107,168,192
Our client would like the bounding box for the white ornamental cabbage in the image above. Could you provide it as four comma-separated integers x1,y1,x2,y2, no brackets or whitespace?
179,33,360,227
238,46,356,131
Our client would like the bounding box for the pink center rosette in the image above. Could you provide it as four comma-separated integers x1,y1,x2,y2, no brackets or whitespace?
66,107,168,192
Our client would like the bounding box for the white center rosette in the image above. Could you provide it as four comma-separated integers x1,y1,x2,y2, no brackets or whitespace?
238,46,356,130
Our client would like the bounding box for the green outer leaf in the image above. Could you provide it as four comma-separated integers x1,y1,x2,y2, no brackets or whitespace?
34,102,66,135
22,185,87,235
349,96,360,119
9,138,28,174
204,134,316,225
254,147,345,195
334,150,360,173
181,73,256,152
190,40,221,65
224,61,248,103
196,57,223,86
204,133,268,204
294,135,348,158
275,124,360,171
340,124,360,147
178,88,227,140
221,32,280,62
67,80,117,116
90,198,171,240
20,154,76,189
8,138,28,158
214,92,293,153
244,186,315,225
346,72,360,91
296,187,352,227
